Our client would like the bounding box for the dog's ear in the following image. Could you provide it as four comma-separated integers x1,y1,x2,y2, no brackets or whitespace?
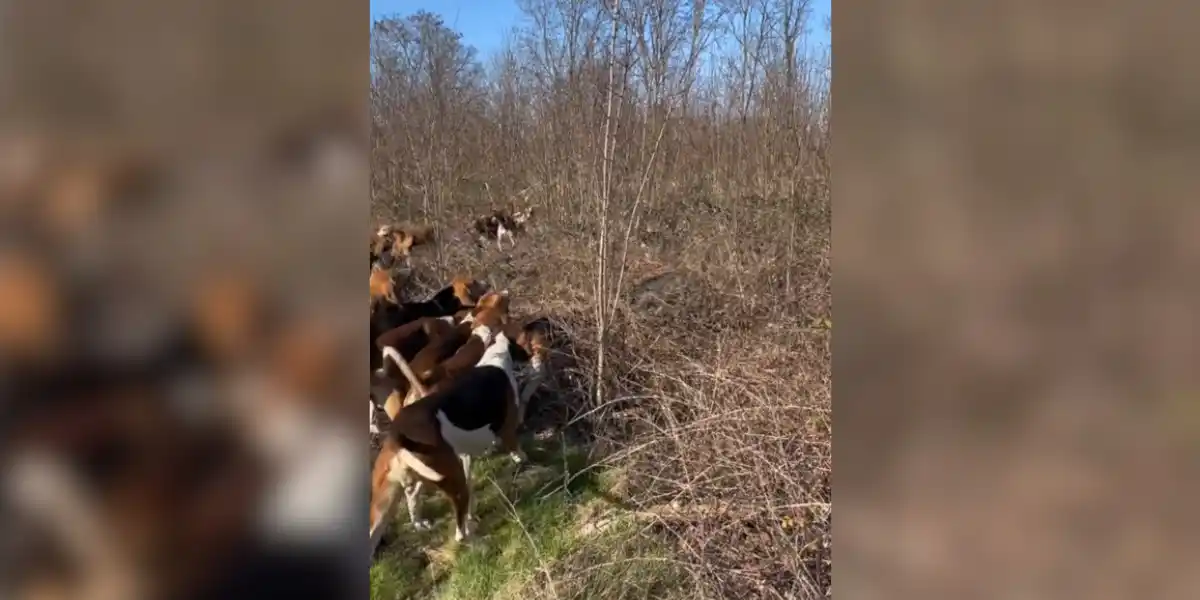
476,292,498,309
475,289,511,311
452,276,480,306
484,290,512,314
472,280,486,299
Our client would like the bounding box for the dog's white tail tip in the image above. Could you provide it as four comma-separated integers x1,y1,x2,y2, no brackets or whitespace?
398,448,444,482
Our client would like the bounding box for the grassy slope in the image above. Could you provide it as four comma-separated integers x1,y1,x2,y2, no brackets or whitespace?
370,438,679,600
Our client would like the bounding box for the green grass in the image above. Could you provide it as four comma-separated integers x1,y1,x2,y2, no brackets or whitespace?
370,437,681,600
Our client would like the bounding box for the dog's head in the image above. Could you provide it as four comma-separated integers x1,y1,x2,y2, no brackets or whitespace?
516,324,550,362
512,207,534,226
450,276,488,307
471,290,511,330
402,224,435,246
504,317,554,366
387,224,434,259
474,289,511,315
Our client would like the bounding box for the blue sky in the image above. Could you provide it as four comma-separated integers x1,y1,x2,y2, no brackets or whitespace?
370,0,831,59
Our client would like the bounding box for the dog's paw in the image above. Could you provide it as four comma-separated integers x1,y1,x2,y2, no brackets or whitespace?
455,522,473,542
411,519,433,531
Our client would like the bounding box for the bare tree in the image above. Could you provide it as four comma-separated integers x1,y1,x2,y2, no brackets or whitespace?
594,0,622,405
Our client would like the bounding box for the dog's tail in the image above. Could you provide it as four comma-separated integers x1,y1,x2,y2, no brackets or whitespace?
397,447,444,482
380,346,429,399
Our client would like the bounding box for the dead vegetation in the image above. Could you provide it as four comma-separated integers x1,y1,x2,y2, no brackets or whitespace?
371,0,830,597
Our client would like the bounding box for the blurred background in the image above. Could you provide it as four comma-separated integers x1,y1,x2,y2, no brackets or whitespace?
0,1,368,598
837,1,1200,599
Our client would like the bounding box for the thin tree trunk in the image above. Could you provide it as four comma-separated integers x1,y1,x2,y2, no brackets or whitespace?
595,0,621,407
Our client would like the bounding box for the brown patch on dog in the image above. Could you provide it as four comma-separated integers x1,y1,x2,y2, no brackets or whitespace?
374,317,456,360
390,231,415,257
375,317,452,379
0,253,62,361
40,152,161,238
385,224,434,260
450,276,486,308
516,326,551,363
399,223,434,247
418,303,511,389
369,435,471,548
370,265,399,306
472,302,509,329
370,439,401,534
473,289,510,313
268,323,339,403
42,163,105,237
389,321,475,414
191,273,262,364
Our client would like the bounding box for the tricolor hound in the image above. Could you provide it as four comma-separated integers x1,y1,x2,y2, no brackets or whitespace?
473,208,533,251
370,223,434,267
369,329,524,550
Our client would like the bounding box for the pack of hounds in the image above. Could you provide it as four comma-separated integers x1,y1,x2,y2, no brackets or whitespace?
370,207,533,270
368,210,549,554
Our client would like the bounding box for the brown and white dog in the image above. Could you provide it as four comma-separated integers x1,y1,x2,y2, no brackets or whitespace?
506,318,553,423
370,311,550,435
473,208,533,251
371,223,434,267
414,292,512,395
377,291,509,418
369,323,524,550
